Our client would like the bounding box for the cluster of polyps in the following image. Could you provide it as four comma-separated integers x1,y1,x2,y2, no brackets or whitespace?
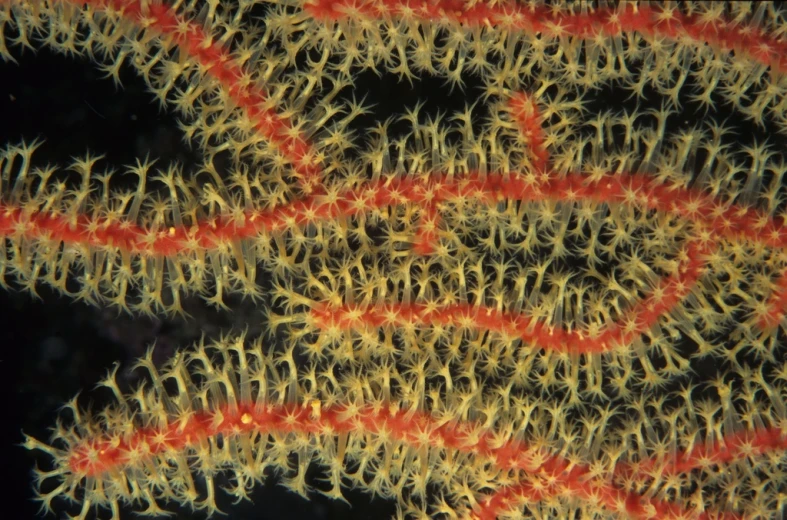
3,1,787,519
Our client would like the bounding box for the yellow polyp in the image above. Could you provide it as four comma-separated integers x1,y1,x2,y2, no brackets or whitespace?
309,400,322,420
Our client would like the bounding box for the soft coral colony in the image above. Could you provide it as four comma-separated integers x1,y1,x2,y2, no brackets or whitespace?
2,0,787,519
